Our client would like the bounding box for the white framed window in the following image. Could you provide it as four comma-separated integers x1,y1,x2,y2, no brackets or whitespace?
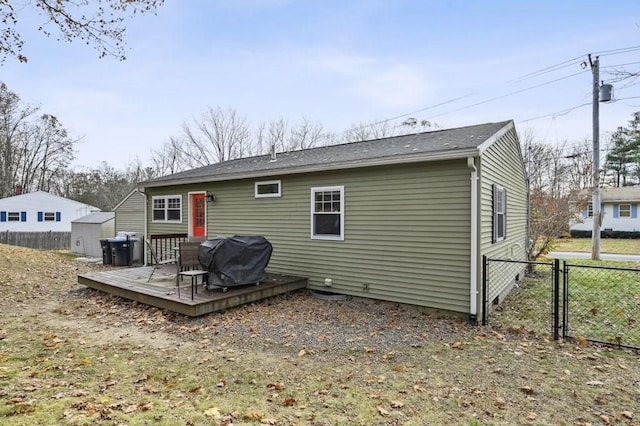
255,180,281,198
7,212,20,222
493,184,506,243
152,195,182,222
311,186,344,240
587,203,594,218
619,203,631,217
44,212,56,221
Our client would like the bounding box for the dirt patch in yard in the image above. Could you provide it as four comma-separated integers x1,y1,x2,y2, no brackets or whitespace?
1,244,639,425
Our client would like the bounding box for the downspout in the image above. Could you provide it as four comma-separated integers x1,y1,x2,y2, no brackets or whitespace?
140,187,148,266
467,157,479,324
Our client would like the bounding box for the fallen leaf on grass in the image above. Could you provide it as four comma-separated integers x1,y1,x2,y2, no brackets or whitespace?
377,404,390,416
520,386,534,395
621,411,633,419
283,398,297,406
390,400,404,408
494,398,506,409
413,384,426,392
586,381,604,387
525,412,537,420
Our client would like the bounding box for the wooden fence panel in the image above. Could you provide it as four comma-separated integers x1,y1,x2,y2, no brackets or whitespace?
0,231,71,250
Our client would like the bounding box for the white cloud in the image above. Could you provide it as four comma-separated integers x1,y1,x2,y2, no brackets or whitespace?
352,64,432,108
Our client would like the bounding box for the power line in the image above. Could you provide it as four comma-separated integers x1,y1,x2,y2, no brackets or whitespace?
423,70,589,121
335,47,640,139
516,56,585,81
593,45,640,57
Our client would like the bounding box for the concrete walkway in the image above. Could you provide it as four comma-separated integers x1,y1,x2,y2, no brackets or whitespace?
548,251,640,262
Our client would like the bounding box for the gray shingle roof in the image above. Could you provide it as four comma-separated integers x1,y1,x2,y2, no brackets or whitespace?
579,186,640,202
72,212,115,224
142,120,512,187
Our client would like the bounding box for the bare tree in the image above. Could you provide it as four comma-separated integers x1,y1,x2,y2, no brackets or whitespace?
20,114,75,193
344,120,395,142
0,83,34,197
0,0,164,63
180,106,251,166
521,131,587,261
565,139,594,190
149,136,185,176
287,117,325,151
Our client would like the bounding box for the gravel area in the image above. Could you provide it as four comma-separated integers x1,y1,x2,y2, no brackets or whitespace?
195,292,474,353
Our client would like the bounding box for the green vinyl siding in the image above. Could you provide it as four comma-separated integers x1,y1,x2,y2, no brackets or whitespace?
204,160,473,313
114,190,146,238
479,128,528,304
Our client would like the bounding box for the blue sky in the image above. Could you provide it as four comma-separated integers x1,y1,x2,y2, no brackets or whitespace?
3,0,640,169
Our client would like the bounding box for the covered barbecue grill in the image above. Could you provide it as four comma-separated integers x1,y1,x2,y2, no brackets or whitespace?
198,235,273,290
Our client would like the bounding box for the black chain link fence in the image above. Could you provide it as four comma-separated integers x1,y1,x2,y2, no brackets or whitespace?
484,258,558,339
484,257,640,351
564,262,640,350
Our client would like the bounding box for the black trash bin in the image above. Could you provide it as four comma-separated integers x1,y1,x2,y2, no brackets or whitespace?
109,237,132,266
100,239,113,265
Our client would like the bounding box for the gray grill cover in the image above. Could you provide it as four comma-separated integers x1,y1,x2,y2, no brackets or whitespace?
198,236,273,287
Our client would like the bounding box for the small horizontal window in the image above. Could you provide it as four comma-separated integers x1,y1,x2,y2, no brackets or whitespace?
255,180,282,198
44,212,56,221
7,212,20,222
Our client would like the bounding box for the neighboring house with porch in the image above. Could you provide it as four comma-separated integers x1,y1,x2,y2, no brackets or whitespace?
0,191,99,232
138,120,528,322
571,187,640,235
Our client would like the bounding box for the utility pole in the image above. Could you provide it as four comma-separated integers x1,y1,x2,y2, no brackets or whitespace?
589,54,601,260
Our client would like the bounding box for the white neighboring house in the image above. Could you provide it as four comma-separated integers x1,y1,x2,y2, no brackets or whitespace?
571,187,640,233
0,191,100,232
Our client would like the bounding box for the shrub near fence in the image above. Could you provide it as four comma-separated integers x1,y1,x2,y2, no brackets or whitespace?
0,231,71,250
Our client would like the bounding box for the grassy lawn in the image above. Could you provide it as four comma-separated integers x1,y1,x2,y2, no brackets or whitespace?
1,244,639,425
552,237,640,254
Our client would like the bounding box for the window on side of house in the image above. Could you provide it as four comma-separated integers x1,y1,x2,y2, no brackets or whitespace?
255,180,282,198
618,203,631,217
7,212,20,222
311,186,344,240
586,203,594,217
152,195,182,222
493,184,506,243
44,212,56,221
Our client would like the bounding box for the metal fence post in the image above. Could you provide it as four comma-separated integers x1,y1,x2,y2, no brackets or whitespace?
562,260,568,340
553,258,560,340
482,255,488,326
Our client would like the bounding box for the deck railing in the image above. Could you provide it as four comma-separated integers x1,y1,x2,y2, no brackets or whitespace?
147,233,188,265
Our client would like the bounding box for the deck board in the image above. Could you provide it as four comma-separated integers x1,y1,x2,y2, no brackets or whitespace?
78,266,307,317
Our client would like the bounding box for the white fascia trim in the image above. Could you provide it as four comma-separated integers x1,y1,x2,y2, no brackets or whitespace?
477,121,514,154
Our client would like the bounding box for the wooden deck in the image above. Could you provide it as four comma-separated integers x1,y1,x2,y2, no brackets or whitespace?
78,265,308,317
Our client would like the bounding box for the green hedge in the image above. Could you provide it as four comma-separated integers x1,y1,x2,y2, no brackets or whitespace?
570,230,640,239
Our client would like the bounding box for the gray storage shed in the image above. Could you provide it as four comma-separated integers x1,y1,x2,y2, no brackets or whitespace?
71,212,115,258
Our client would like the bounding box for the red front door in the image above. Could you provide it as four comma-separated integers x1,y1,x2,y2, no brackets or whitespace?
192,193,206,237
